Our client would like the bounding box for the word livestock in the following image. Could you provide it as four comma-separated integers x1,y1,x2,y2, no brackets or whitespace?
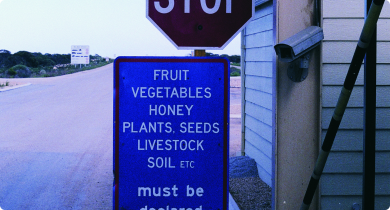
138,139,204,151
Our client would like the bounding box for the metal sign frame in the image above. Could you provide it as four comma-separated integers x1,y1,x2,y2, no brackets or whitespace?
114,57,229,210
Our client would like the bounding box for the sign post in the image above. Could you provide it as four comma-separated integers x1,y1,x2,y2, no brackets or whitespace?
114,57,229,209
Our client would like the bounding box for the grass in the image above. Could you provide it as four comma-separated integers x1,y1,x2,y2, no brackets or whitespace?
231,62,241,66
230,67,241,77
0,81,9,88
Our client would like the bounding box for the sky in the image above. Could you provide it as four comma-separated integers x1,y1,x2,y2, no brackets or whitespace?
0,0,242,58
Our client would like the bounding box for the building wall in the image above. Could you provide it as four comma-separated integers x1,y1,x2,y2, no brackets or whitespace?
243,0,322,209
242,0,274,187
321,0,390,209
274,0,321,209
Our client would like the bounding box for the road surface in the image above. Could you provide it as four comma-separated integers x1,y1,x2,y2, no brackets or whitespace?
0,64,242,209
229,77,242,157
0,65,113,209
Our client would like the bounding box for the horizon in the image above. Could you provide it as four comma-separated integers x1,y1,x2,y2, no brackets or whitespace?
0,0,241,58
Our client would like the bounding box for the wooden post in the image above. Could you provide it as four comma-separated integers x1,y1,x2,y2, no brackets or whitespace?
194,50,206,57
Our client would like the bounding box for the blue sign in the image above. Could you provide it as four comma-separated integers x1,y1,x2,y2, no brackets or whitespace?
114,57,229,210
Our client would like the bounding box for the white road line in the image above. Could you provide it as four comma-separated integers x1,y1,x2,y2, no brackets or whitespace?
0,83,32,92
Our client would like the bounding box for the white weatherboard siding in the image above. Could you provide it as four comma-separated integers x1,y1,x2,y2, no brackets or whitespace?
321,0,390,209
243,1,273,187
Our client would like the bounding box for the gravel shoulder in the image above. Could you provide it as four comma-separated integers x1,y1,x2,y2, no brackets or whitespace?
230,177,272,210
229,156,272,210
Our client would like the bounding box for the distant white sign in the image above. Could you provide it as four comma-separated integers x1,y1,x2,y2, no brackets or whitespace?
71,45,89,64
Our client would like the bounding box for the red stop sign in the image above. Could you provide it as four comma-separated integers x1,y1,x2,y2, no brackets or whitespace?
147,0,254,49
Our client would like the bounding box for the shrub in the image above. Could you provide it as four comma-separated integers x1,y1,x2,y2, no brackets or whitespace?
0,81,9,87
9,64,31,78
231,71,240,76
6,68,16,76
230,67,241,77
31,68,40,74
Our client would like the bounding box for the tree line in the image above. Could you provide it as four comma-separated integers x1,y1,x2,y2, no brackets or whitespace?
0,49,108,78
205,52,240,63
0,49,103,69
0,50,71,69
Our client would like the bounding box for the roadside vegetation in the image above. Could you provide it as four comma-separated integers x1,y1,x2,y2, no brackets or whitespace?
0,81,9,88
0,49,113,78
230,67,241,76
205,52,241,76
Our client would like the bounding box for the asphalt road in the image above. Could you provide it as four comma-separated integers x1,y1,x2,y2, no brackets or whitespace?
229,78,242,157
0,64,242,209
0,65,113,209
